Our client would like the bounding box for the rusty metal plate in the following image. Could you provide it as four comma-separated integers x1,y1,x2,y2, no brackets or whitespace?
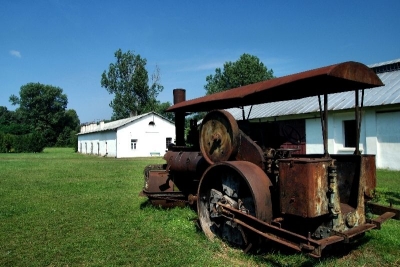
145,170,173,193
279,158,332,218
360,155,376,199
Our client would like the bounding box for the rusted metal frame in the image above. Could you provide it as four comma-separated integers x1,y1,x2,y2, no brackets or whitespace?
354,89,365,155
239,104,253,121
368,212,396,229
234,131,265,169
359,89,364,136
141,191,188,207
230,217,303,253
218,203,342,257
318,95,324,141
366,201,400,220
247,105,253,120
318,94,329,157
332,223,376,242
323,94,329,157
141,191,186,199
355,90,360,155
221,201,380,256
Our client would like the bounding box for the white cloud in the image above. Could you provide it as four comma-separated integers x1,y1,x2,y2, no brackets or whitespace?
195,62,224,71
10,50,22,58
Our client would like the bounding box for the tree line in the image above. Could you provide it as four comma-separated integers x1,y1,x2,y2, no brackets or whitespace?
0,50,273,153
101,50,274,128
0,83,80,153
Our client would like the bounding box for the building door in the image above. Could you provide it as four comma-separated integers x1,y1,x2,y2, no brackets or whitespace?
376,111,400,169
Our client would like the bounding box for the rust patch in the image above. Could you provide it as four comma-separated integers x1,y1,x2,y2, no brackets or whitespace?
279,158,331,218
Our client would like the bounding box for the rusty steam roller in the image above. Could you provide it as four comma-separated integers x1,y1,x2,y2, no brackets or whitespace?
140,61,400,257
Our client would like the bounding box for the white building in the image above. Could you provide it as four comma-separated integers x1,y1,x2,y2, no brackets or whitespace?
77,112,175,158
226,59,400,170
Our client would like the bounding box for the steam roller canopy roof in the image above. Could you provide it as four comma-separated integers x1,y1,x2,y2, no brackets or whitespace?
167,61,384,113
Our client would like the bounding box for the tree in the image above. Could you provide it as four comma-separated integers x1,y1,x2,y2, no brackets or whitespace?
101,49,164,120
9,83,68,146
0,107,30,135
153,101,174,121
204,53,275,95
3,133,13,152
55,109,80,147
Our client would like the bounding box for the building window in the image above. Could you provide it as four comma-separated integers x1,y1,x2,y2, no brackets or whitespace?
80,143,82,153
91,142,93,154
85,142,87,153
131,139,138,150
343,120,357,147
148,121,155,126
166,137,172,148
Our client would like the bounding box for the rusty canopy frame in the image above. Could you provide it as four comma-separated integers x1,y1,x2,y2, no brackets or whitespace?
167,61,383,113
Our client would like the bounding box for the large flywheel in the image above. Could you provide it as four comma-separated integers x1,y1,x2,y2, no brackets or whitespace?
197,161,273,249
199,110,240,164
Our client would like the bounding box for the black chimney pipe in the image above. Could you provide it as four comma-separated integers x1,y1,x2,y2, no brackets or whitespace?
173,89,186,146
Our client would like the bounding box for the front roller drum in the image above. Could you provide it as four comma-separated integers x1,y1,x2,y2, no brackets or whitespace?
197,161,273,249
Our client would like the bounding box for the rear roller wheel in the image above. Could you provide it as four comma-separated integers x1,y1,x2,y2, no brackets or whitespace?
197,161,273,249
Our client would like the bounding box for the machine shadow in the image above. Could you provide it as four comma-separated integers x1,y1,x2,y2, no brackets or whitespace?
382,191,400,206
139,199,376,265
246,234,373,266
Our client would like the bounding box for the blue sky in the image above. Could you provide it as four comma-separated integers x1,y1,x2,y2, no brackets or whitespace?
1,1,399,123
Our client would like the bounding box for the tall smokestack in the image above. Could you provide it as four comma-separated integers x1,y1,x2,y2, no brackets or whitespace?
173,89,186,146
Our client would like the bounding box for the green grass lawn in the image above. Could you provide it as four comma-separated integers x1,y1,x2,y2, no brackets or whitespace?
0,148,399,266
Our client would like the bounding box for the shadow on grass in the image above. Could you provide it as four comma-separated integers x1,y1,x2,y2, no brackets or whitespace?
374,190,400,207
138,199,377,266
139,199,154,209
383,191,400,206
250,234,373,267
139,199,193,210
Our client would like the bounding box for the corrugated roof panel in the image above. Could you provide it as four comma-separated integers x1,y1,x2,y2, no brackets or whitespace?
226,65,400,121
363,72,391,106
378,71,400,104
368,58,400,68
329,92,354,110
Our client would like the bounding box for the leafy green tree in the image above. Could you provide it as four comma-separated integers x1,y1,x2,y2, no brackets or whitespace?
28,131,46,152
0,107,30,135
55,109,80,147
9,83,68,146
0,106,12,125
204,53,275,95
0,132,4,152
3,133,13,152
153,101,174,121
56,127,74,147
101,49,164,120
